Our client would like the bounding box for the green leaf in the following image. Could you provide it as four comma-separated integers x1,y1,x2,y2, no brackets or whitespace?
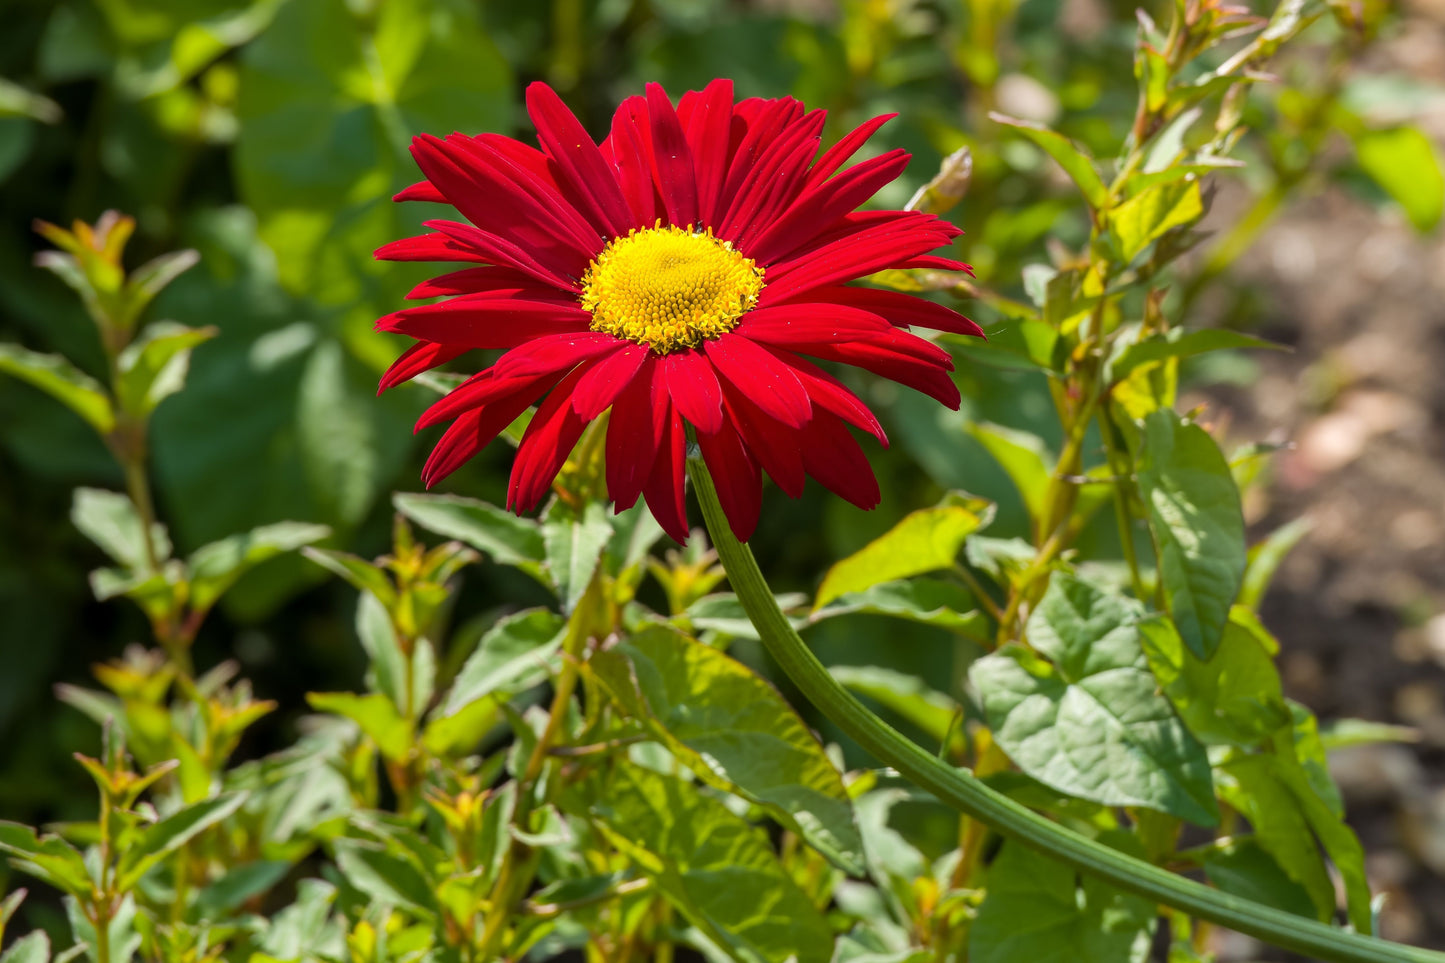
970,575,1217,825
116,792,248,889
393,493,546,574
0,823,94,897
1137,410,1245,660
332,839,438,919
1108,328,1283,384
118,250,200,330
302,548,395,607
814,493,992,610
1202,837,1317,920
970,838,1155,963
255,879,340,958
542,500,612,612
442,609,566,716
0,344,115,435
1352,124,1444,233
684,592,809,640
586,765,834,963
952,319,1061,373
1139,615,1291,747
964,422,1051,526
0,931,50,963
1320,718,1420,750
829,665,961,744
114,322,216,418
187,521,331,613
307,692,410,761
592,626,865,874
71,488,172,570
194,860,291,918
1109,180,1204,264
1239,517,1311,611
810,577,986,635
355,591,415,711
989,112,1111,210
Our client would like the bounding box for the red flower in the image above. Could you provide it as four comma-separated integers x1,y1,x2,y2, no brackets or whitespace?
376,80,981,543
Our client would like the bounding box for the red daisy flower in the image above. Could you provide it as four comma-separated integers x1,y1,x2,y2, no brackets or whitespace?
376,80,982,544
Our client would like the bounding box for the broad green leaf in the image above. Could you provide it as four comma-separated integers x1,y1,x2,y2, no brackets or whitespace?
302,548,395,607
1202,837,1316,920
332,839,438,919
1108,328,1282,384
586,765,834,963
0,823,94,897
1138,410,1245,660
71,488,172,570
542,500,612,612
971,575,1217,825
442,609,565,716
0,344,115,435
951,319,1061,373
1139,615,1290,747
1239,517,1311,611
255,879,341,959
814,493,991,610
810,577,986,635
393,493,546,575
114,322,217,418
1352,124,1444,233
307,692,410,761
187,521,331,612
0,931,49,963
964,422,1051,526
829,665,960,744
592,626,865,874
1109,180,1203,264
970,838,1155,963
989,112,1111,210
116,792,248,889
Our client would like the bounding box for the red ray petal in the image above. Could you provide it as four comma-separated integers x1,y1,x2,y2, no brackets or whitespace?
796,338,961,408
379,341,469,395
719,382,806,498
661,349,724,433
732,302,895,349
508,364,594,512
704,333,812,428
761,347,887,445
642,400,690,543
800,411,881,509
893,254,974,273
645,82,699,228
719,111,825,244
526,82,634,238
800,285,984,337
748,148,911,265
394,180,446,203
571,342,650,418
423,219,581,291
803,112,897,189
758,213,961,303
697,416,762,542
375,299,592,349
606,355,664,511
606,96,658,229
375,233,493,264
489,331,625,383
716,100,805,224
681,79,734,227
405,265,556,300
422,379,547,487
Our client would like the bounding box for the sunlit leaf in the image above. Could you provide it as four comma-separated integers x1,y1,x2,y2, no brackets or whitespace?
393,492,546,576
1109,180,1203,264
114,322,216,418
442,609,565,716
187,521,331,612
830,665,961,744
1352,124,1444,233
542,500,612,613
71,488,171,570
307,691,411,761
989,112,1111,210
116,792,248,889
810,577,986,635
0,344,115,436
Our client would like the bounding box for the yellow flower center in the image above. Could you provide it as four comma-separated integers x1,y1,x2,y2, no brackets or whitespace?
580,225,765,353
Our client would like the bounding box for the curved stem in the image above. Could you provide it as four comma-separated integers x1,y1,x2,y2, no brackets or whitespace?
687,458,1445,963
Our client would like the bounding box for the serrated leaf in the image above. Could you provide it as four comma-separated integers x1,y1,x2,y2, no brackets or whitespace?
114,322,216,418
442,609,565,716
1108,328,1282,384
971,575,1217,825
332,840,437,919
969,837,1155,963
1352,124,1444,233
1139,615,1291,747
586,765,834,963
1138,411,1246,659
0,344,115,435
307,692,410,761
187,521,331,613
815,493,991,610
1110,180,1204,263
116,792,248,889
810,577,986,635
393,493,545,575
990,112,1111,209
829,666,960,744
591,626,865,875
70,488,172,570
542,500,611,612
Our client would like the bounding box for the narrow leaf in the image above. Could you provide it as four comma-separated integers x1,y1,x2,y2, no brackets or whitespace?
989,113,1111,209
542,500,612,612
187,521,330,613
442,609,565,716
114,322,216,418
117,792,248,889
393,493,545,573
0,344,114,435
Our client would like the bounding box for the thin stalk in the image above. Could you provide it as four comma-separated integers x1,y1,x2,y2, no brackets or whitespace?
688,457,1445,963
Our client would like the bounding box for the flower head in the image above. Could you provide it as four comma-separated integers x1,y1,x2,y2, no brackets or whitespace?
376,80,981,543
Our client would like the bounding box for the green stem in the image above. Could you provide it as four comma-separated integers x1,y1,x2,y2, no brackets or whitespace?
687,458,1445,963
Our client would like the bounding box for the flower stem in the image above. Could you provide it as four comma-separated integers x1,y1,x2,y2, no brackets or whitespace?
687,457,1445,963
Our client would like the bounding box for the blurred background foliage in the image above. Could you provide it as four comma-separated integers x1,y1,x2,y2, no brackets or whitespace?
0,0,1440,914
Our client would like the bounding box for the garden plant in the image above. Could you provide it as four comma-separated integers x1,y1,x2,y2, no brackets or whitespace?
0,0,1442,962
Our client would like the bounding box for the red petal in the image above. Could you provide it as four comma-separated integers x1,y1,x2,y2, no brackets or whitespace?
606,355,663,510
894,254,973,273
800,411,881,509
682,79,735,227
704,333,812,429
394,180,446,203
719,382,806,498
417,368,557,432
526,82,634,238
571,342,650,418
645,82,699,227
765,347,887,445
489,331,625,382
642,401,689,543
801,285,984,337
661,349,723,433
606,96,658,229
759,213,961,303
508,364,593,512
376,299,592,349
748,148,911,265
798,338,961,408
423,219,581,291
421,379,545,487
697,417,762,542
732,302,895,349
375,233,493,264
379,341,469,394
405,265,552,300
716,100,804,225
718,111,825,244
803,113,897,189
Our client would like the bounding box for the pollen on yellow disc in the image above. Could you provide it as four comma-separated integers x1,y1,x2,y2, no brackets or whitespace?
581,225,765,353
